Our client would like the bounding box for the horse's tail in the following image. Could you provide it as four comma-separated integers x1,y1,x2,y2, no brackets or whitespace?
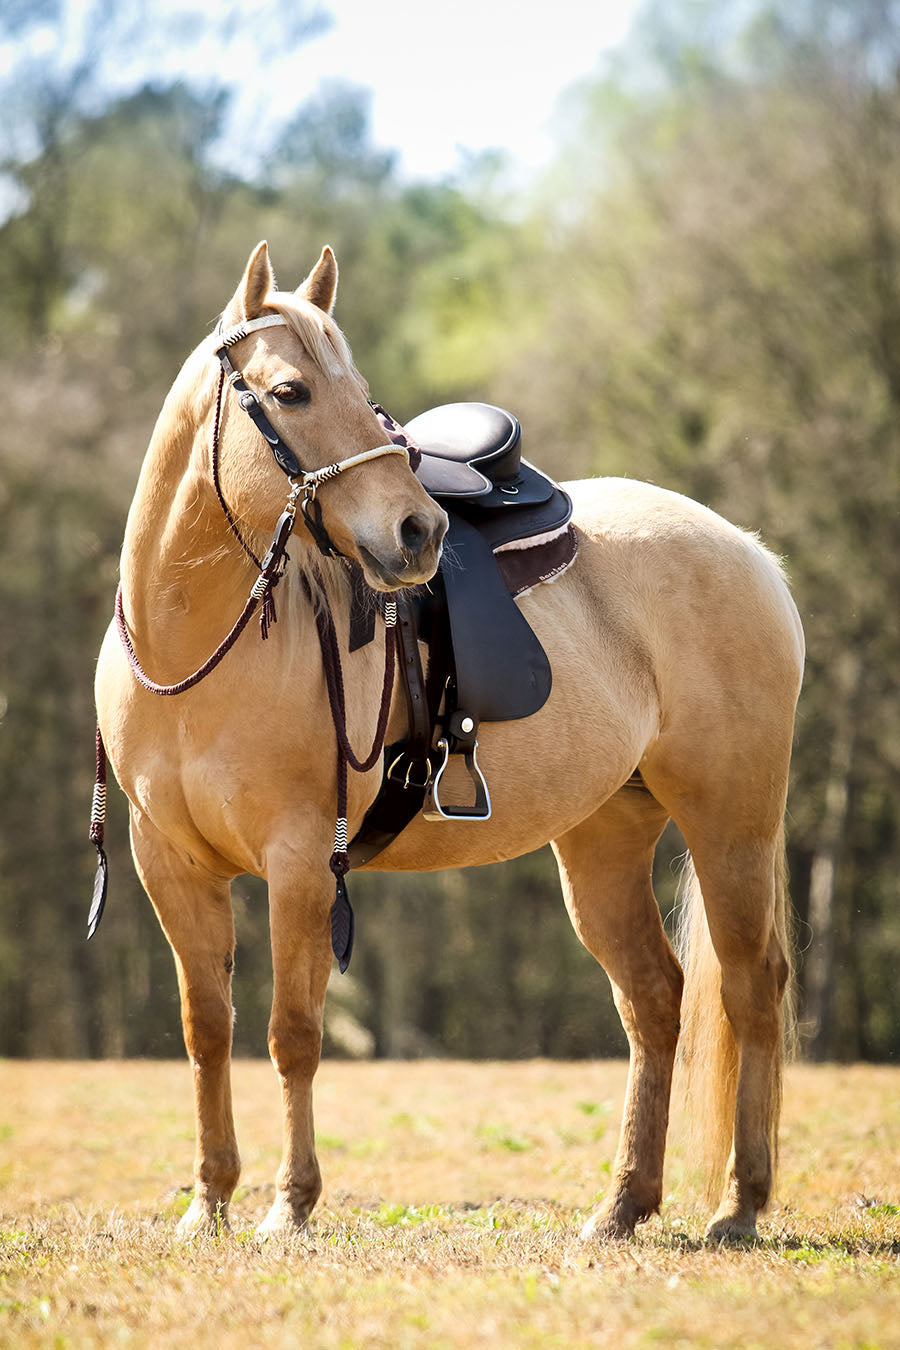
674,823,796,1202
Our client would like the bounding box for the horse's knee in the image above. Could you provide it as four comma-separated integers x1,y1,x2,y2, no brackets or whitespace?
268,1011,322,1080
183,988,234,1069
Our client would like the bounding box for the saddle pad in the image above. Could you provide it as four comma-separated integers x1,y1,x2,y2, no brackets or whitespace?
495,523,579,598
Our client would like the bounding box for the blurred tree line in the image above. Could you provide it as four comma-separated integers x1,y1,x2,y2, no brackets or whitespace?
0,0,897,1063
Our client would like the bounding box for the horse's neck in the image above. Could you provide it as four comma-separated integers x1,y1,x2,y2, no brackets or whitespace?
120,376,356,692
119,376,265,680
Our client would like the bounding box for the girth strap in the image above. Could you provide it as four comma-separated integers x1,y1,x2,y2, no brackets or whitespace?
347,587,449,868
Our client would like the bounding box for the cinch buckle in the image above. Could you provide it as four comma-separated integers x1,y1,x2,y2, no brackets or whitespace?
386,752,432,791
422,737,492,822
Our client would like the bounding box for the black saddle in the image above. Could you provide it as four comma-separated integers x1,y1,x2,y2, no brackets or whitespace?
409,401,556,509
348,402,574,866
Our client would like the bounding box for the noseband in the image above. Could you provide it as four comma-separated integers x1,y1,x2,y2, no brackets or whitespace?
215,312,420,558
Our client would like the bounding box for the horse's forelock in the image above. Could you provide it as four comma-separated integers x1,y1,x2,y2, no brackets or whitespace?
268,294,368,393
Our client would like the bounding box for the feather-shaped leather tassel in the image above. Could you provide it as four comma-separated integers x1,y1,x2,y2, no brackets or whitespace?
87,844,108,940
330,869,354,973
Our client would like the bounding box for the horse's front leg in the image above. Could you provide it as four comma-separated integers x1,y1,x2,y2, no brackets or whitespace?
256,840,334,1238
130,808,240,1235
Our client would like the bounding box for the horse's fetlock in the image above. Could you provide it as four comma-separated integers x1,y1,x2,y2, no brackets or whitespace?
273,1170,322,1223
196,1147,241,1196
734,1167,771,1213
615,1171,661,1219
582,1183,656,1242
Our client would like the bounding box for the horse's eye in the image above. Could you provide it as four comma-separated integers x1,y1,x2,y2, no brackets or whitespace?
272,381,311,406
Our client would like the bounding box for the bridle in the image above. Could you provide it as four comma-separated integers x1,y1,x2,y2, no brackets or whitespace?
213,313,421,560
89,311,425,969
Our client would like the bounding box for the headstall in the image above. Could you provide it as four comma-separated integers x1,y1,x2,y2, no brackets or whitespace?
214,313,419,558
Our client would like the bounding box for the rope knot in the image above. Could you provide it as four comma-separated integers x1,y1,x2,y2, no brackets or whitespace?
329,850,351,879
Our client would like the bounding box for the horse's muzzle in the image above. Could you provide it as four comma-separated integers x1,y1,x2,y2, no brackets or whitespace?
359,511,447,591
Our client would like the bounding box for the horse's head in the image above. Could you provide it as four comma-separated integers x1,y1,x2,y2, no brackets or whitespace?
213,242,447,591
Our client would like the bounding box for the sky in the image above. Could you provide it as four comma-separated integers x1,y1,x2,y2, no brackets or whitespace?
301,0,639,179
8,0,640,183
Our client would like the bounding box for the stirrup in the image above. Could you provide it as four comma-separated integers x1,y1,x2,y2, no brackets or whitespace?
422,737,492,821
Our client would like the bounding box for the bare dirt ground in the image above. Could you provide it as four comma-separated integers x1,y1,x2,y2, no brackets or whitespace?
1,1059,898,1347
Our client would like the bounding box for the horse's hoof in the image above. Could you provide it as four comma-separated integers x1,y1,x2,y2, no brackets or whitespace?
705,1212,759,1246
255,1201,311,1242
579,1203,639,1243
176,1197,230,1240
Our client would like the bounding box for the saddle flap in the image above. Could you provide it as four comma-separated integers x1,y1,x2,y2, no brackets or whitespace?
443,514,552,722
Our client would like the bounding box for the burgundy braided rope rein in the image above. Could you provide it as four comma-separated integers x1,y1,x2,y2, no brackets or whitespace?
88,362,407,968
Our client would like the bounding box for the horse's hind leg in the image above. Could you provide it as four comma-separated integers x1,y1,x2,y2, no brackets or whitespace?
130,808,240,1235
552,789,683,1240
672,816,790,1243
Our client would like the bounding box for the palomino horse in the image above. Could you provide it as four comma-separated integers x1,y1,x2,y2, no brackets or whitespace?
95,242,804,1244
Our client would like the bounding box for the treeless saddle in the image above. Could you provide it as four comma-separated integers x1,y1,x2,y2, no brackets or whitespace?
348,401,577,866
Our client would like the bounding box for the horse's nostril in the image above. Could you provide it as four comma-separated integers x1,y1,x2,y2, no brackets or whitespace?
400,513,430,555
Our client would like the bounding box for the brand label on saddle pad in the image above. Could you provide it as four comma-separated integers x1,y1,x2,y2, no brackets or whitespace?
494,524,578,599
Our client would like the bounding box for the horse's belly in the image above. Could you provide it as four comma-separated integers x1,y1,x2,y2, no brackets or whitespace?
360,585,659,872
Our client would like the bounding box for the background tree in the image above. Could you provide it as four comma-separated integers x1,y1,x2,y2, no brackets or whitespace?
488,0,900,1058
0,0,897,1061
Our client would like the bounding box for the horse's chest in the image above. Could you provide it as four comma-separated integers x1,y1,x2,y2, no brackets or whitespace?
119,696,308,865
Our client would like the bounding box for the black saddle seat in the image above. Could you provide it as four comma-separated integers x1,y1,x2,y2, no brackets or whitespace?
409,401,554,508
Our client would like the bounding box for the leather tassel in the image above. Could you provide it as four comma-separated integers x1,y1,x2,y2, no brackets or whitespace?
260,583,277,640
87,844,108,940
329,856,354,973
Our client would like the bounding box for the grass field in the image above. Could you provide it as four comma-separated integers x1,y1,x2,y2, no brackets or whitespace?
1,1059,898,1347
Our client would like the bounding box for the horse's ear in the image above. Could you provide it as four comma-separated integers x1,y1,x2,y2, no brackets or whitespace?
222,241,275,327
297,246,338,315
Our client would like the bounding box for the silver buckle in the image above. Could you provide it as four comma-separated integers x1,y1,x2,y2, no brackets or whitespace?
387,752,432,791
422,737,492,822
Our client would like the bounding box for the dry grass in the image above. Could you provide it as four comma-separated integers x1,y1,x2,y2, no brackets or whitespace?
1,1059,898,1347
